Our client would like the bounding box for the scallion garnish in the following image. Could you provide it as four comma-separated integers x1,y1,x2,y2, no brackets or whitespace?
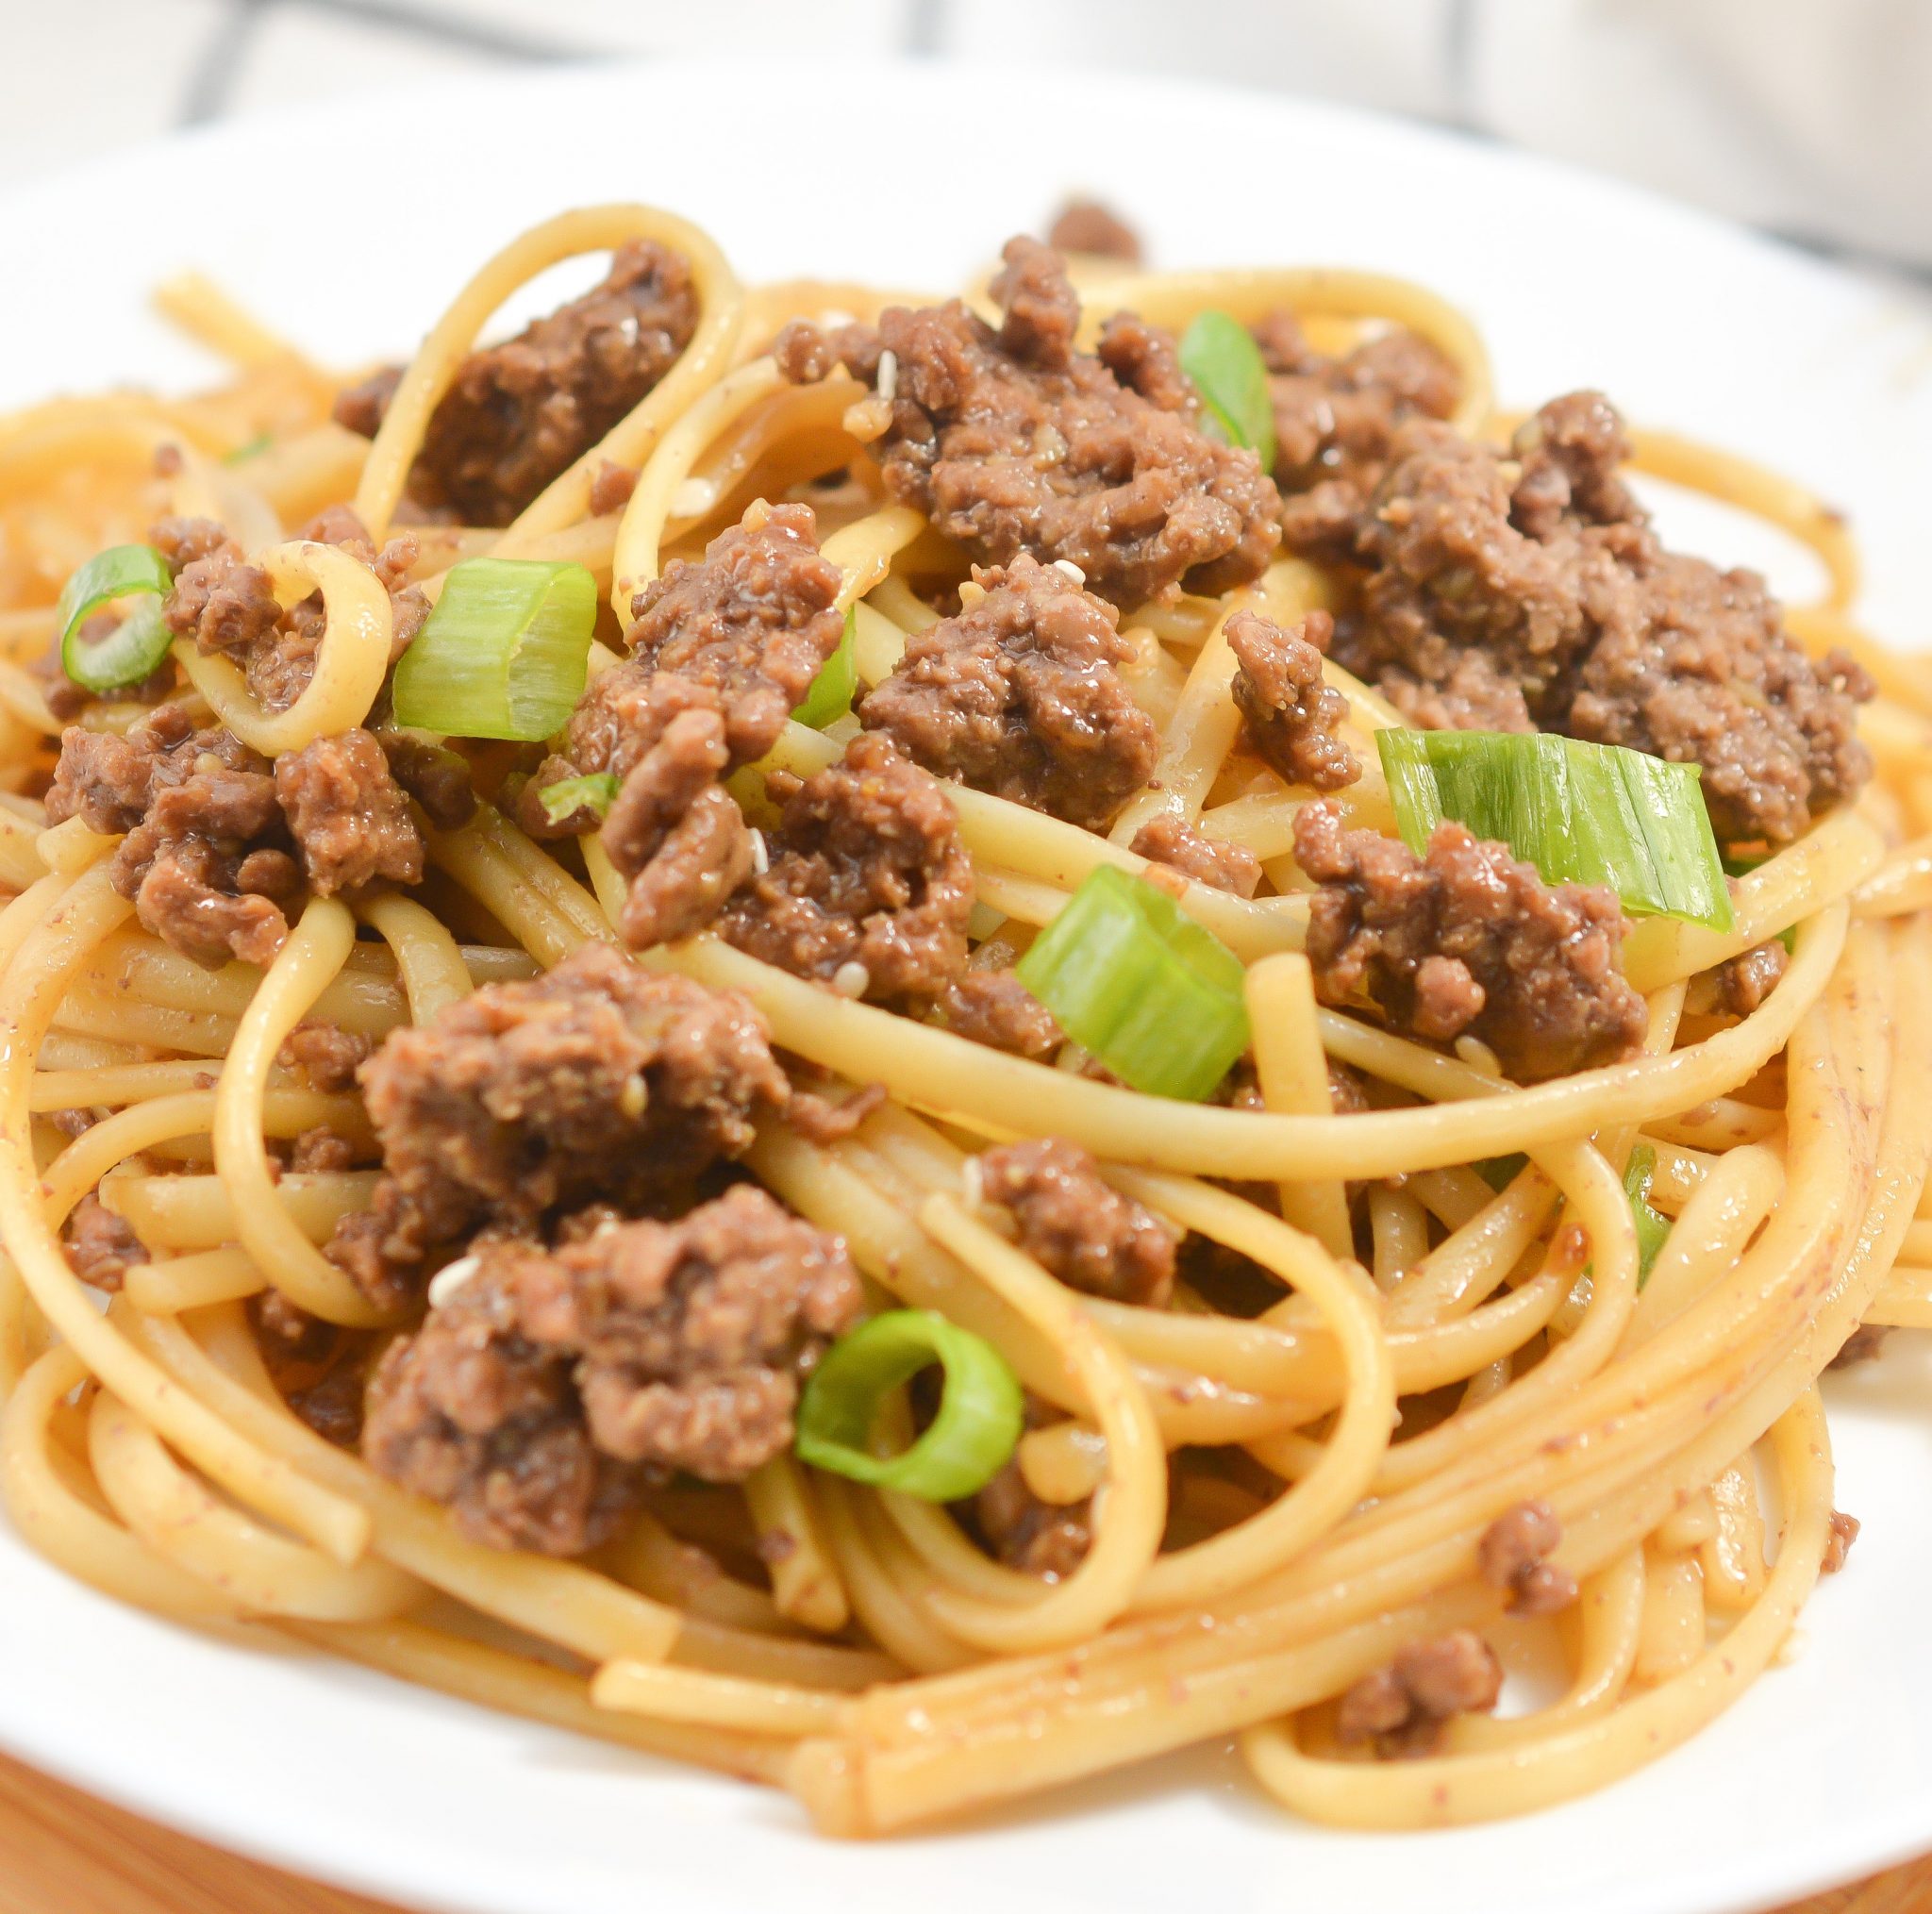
224,432,273,465
792,606,857,729
391,557,597,741
794,1308,1024,1501
55,543,176,693
1178,310,1276,469
1376,728,1734,931
1014,863,1250,1102
1623,1142,1671,1286
538,771,620,825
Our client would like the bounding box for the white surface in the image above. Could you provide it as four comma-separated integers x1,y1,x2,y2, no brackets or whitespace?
2,58,1931,1914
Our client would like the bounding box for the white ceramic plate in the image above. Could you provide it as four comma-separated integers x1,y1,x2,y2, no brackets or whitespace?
2,57,1930,1914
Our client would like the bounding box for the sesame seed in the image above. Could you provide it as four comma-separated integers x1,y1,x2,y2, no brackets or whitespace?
960,1158,984,1207
426,1256,480,1307
832,960,871,998
1052,559,1087,586
749,828,770,876
619,1073,648,1119
875,350,899,402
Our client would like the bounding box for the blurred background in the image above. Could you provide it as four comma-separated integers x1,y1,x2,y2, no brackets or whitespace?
7,0,1931,278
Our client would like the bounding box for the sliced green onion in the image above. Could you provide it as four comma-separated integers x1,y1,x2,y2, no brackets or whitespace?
1014,863,1250,1102
391,557,596,741
224,432,273,465
1376,728,1734,932
792,606,857,729
1178,310,1276,470
795,1308,1024,1501
538,771,620,825
56,544,175,693
1623,1142,1672,1287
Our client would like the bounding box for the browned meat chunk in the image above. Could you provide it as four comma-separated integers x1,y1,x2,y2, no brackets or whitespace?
332,240,699,527
274,729,424,894
1335,392,1872,844
1128,813,1261,898
776,237,1280,606
1336,1629,1504,1757
45,705,297,968
62,1192,146,1291
162,509,428,717
721,732,973,1005
525,506,844,951
939,971,1063,1059
1252,310,1460,562
1296,800,1647,1083
979,1137,1175,1307
379,733,476,831
1711,940,1789,1018
329,944,790,1309
1823,1509,1859,1574
1227,607,1358,792
1476,1498,1577,1615
252,1290,372,1448
1830,1322,1890,1369
1045,199,1142,264
362,1185,860,1551
859,554,1158,827
974,1456,1091,1580
279,1019,374,1092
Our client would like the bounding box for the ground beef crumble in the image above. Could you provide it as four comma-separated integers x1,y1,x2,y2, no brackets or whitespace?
1045,198,1142,264
972,1391,1093,1579
1336,1629,1504,1757
720,731,974,1005
1710,940,1789,1019
1252,309,1460,563
158,509,428,718
1823,1509,1859,1574
1333,392,1872,845
979,1137,1175,1307
332,239,699,527
274,729,424,894
327,943,791,1310
1226,607,1359,792
360,1184,860,1553
1296,800,1647,1083
1476,1498,1577,1615
279,1020,374,1092
938,971,1063,1059
859,554,1158,828
522,504,844,950
62,1192,146,1291
775,236,1280,606
1128,813,1262,898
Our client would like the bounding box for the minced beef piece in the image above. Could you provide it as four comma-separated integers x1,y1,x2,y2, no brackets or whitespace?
332,239,699,527
252,1290,371,1448
1336,1629,1503,1757
1711,940,1790,1019
588,458,638,516
859,555,1158,827
979,1137,1175,1307
274,728,424,894
278,1019,373,1092
975,1455,1092,1580
161,509,428,717
1296,801,1647,1083
379,733,476,831
1227,607,1358,792
721,732,973,1005
45,704,298,968
525,506,844,950
1129,813,1262,897
783,1081,888,1145
1335,392,1872,845
939,971,1063,1059
62,1193,145,1291
289,1126,360,1173
776,237,1280,606
1823,1509,1860,1574
1251,309,1459,563
1045,198,1142,264
1476,1499,1577,1615
329,945,790,1309
362,1185,859,1550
